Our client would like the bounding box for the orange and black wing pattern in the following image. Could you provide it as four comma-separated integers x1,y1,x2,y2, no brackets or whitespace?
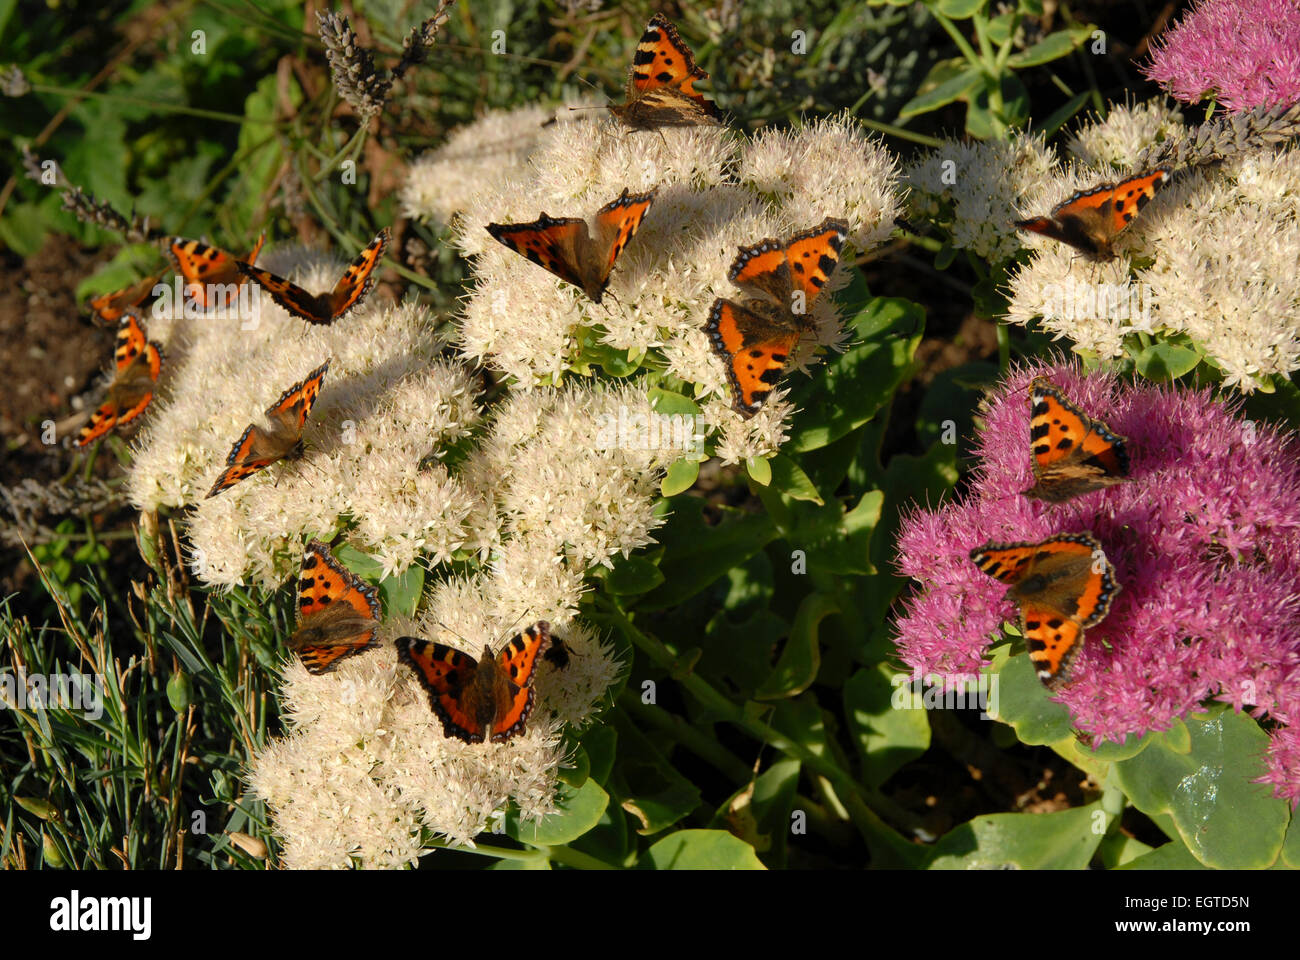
489,621,551,742
591,188,657,296
705,218,848,416
611,14,719,128
205,360,329,498
486,214,588,292
1023,378,1129,502
168,234,265,308
397,621,551,744
291,540,382,674
323,227,389,321
237,229,387,325
1015,169,1169,259
75,312,164,447
783,219,850,305
397,638,485,741
970,533,1119,688
89,272,166,325
706,299,801,417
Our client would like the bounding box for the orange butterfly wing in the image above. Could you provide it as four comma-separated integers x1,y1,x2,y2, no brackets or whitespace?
238,230,386,325
205,423,270,497
705,218,848,416
970,533,1119,688
89,272,165,324
490,621,551,741
627,14,708,98
325,227,389,320
611,14,719,128
168,235,264,308
592,188,656,287
292,540,382,674
205,361,329,498
486,215,588,291
705,300,801,416
783,220,849,305
265,360,328,434
1018,604,1085,685
968,541,1038,585
1024,378,1129,502
1015,169,1169,258
74,313,164,447
397,638,486,741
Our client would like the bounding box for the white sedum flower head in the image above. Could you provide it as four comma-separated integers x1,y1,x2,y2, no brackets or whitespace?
126,242,481,588
1006,145,1300,389
404,103,902,461
903,132,1057,263
248,607,619,866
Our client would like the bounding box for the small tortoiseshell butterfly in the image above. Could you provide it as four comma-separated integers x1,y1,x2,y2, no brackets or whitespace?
236,228,389,325
705,218,849,416
397,622,552,744
1014,169,1169,261
75,311,164,447
167,235,266,309
205,360,329,498
609,14,720,130
89,272,166,326
1024,378,1129,502
486,188,656,304
970,532,1120,689
288,540,382,674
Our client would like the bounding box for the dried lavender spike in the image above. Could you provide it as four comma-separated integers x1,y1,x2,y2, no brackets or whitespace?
1136,100,1300,171
317,10,391,119
392,0,456,82
61,187,154,243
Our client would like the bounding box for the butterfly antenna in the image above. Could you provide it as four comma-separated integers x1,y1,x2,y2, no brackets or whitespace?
494,609,533,649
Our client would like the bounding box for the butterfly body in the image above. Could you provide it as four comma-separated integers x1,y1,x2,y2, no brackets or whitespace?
486,188,656,304
1014,169,1169,260
75,312,164,447
168,235,265,309
970,532,1119,688
1024,378,1129,502
397,622,552,743
236,228,389,325
705,218,849,416
288,540,381,674
206,360,329,498
609,14,720,130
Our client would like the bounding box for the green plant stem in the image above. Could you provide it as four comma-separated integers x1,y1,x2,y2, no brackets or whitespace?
619,690,753,782
174,134,277,235
200,0,310,44
997,323,1011,372
28,84,279,127
594,597,911,860
992,12,1023,74
293,156,440,292
426,837,547,862
543,843,616,869
930,11,982,68
857,118,945,148
313,124,369,184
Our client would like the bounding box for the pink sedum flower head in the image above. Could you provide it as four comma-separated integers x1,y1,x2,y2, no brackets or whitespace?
1142,0,1300,112
893,363,1300,801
